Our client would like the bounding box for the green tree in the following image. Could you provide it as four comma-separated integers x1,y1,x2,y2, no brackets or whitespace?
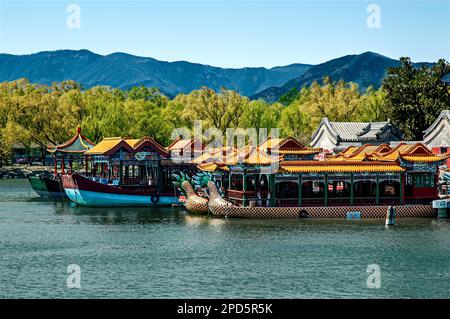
357,87,388,122
382,57,450,140
282,78,363,138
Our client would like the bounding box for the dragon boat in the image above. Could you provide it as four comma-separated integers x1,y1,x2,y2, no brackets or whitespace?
173,138,447,219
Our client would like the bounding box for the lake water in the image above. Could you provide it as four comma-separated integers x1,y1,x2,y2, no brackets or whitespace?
1,179,449,298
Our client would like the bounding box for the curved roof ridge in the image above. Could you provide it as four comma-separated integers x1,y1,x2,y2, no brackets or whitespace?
423,110,450,136
311,117,340,142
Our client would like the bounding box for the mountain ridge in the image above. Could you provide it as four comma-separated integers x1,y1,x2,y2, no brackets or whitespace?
0,50,436,101
0,49,313,97
250,51,434,102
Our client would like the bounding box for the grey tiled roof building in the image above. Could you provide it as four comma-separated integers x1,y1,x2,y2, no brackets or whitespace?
310,117,404,152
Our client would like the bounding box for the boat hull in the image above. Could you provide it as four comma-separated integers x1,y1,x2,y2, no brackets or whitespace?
28,175,51,197
61,174,179,207
41,176,69,199
208,204,436,219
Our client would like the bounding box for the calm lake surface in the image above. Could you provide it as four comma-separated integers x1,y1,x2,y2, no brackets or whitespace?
1,179,449,298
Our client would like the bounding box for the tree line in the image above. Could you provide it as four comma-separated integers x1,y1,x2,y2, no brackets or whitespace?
0,57,449,165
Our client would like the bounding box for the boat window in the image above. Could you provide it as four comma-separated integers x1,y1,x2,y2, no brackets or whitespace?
414,173,434,188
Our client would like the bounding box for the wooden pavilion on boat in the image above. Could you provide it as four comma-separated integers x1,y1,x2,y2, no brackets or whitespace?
82,136,173,191
47,127,95,175
193,137,448,207
28,127,95,199
61,135,183,206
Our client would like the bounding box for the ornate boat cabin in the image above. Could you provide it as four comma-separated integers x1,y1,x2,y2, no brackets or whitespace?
61,136,180,206
194,138,447,208
28,128,94,199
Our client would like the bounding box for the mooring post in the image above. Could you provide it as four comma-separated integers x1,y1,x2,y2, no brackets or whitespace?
385,206,396,226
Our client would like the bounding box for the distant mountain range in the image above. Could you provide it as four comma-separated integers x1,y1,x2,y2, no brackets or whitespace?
0,50,433,102
251,52,433,102
0,50,311,98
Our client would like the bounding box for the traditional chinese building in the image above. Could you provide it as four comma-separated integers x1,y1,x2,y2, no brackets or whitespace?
422,110,450,168
310,117,404,153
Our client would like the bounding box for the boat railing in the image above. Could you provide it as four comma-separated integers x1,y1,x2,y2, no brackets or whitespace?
121,178,159,187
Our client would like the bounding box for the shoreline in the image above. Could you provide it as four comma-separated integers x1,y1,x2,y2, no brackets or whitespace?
0,165,52,179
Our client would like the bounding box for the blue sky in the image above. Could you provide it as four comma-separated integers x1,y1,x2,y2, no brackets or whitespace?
0,0,449,67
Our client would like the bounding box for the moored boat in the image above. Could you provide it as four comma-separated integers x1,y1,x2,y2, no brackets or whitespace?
179,138,449,218
27,128,94,199
40,175,68,199
28,174,51,197
60,136,190,206
61,173,179,206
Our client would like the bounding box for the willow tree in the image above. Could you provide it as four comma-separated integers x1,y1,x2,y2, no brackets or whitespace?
241,99,282,136
175,87,249,133
357,87,388,122
79,86,129,142
284,78,364,137
279,103,310,144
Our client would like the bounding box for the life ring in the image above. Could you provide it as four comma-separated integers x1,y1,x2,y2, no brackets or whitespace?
151,194,160,204
299,209,309,218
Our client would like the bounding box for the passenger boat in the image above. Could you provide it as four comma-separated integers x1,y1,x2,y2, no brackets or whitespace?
180,137,448,218
28,128,94,199
61,136,192,206
28,174,51,197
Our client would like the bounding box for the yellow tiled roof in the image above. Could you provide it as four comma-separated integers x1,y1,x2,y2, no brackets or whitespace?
341,146,358,155
198,163,218,172
402,155,449,163
345,145,379,161
125,139,142,148
191,147,236,164
224,146,279,165
372,143,438,162
167,139,203,151
282,164,405,173
258,138,284,150
84,137,125,155
85,137,168,156
275,148,322,155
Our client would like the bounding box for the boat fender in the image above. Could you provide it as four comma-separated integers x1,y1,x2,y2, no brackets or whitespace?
299,209,309,218
151,194,160,204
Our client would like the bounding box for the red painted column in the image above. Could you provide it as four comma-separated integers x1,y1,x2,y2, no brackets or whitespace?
61,156,65,175
400,173,405,205
54,157,57,176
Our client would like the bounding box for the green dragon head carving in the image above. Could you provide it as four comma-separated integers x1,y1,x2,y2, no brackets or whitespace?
171,171,191,197
192,171,224,197
172,171,224,198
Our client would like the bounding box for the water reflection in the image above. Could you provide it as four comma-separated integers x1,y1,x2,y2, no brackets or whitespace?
49,202,186,225
184,215,227,231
